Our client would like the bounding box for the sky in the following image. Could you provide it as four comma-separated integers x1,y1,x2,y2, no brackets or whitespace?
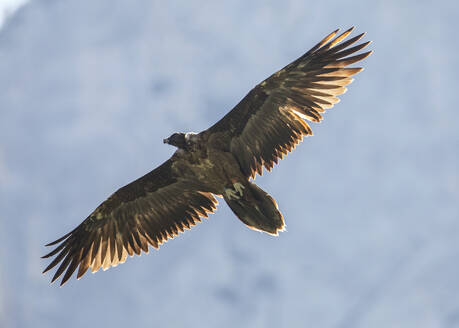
1,0,458,327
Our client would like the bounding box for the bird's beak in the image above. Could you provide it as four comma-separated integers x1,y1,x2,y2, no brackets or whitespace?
163,138,168,144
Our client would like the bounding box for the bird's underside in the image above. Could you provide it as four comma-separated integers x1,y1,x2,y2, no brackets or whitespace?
43,27,372,285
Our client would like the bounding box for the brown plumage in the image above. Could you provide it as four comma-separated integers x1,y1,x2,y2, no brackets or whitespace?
206,27,371,178
43,27,372,285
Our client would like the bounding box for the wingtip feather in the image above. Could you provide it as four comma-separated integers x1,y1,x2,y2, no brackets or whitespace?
327,27,355,48
45,232,71,246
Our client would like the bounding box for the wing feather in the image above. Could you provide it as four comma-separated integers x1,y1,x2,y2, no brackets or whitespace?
206,27,371,178
43,159,218,285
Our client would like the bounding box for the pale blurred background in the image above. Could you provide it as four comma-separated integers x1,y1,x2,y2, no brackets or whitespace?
1,0,458,327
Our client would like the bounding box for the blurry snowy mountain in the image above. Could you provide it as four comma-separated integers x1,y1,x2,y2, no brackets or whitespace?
1,1,458,328
0,0,29,29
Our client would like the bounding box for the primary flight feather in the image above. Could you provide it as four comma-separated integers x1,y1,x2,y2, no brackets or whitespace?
43,27,372,285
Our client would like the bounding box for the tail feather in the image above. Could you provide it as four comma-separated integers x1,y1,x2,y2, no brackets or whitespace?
223,181,285,235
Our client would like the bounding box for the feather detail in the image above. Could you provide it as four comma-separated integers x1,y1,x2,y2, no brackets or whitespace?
42,159,218,285
207,27,371,178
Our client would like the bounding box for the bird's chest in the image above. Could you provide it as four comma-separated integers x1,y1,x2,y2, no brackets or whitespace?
172,149,216,179
172,148,240,193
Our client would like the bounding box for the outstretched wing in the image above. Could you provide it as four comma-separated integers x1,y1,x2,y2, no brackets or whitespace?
42,159,218,286
206,27,372,178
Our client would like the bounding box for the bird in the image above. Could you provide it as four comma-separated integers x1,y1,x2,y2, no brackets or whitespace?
43,27,372,286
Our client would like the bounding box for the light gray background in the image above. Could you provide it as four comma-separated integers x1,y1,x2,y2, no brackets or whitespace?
1,1,458,327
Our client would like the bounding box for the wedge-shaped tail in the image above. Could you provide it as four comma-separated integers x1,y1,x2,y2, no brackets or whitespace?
223,180,285,235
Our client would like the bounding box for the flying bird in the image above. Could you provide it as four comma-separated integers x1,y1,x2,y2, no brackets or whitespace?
43,27,372,285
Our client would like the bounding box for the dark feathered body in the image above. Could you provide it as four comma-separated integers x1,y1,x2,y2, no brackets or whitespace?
168,132,285,234
165,133,242,193
43,27,372,285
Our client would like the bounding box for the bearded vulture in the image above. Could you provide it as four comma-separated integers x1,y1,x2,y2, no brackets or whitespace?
43,27,372,285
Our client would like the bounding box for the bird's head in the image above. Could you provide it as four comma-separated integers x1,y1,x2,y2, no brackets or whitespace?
163,132,187,149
